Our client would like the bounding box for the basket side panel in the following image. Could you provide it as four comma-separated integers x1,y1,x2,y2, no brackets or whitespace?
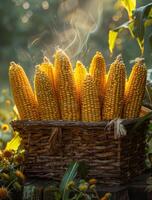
62,128,122,185
19,127,64,180
119,125,146,182
11,120,146,186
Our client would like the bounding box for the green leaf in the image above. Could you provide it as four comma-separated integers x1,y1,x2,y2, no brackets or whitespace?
120,0,136,18
108,20,134,53
132,3,152,53
60,162,79,200
54,191,62,200
149,33,152,49
75,193,83,200
132,11,144,43
5,133,21,151
145,85,152,105
137,37,144,55
145,18,152,27
109,3,152,54
148,124,152,131
142,3,152,19
108,30,118,53
127,20,135,37
149,8,152,18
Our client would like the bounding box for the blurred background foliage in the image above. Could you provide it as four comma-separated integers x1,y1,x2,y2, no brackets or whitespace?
0,89,20,150
0,0,152,89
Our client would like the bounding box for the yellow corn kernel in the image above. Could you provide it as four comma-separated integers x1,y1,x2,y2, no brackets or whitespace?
102,55,126,120
89,51,106,104
34,62,60,120
54,49,79,121
123,60,147,118
74,61,87,104
81,74,101,122
40,57,54,80
9,62,39,120
38,56,56,91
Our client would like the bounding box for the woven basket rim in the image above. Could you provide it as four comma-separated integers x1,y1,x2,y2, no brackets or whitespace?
11,118,141,128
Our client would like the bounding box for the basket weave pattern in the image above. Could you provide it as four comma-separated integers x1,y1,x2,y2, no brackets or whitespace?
11,120,146,186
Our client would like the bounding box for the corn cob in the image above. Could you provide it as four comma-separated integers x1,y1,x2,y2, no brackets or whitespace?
89,51,106,103
9,62,39,120
54,49,79,120
74,61,87,104
81,74,101,122
40,57,54,79
123,59,147,119
34,58,60,120
102,55,126,120
37,57,56,90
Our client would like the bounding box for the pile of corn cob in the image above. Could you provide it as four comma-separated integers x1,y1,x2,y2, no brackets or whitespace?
9,49,147,122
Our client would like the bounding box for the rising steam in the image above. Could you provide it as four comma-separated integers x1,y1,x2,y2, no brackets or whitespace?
29,0,104,66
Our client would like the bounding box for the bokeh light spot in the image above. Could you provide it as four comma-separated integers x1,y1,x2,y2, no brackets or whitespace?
21,15,29,23
23,1,30,10
42,1,49,10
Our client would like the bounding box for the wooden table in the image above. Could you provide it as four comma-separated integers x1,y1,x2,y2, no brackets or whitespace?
19,171,152,200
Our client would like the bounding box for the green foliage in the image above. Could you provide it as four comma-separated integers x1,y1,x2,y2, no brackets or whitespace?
132,2,152,53
121,0,136,18
0,0,61,86
0,149,24,197
108,20,134,53
60,162,79,200
145,83,152,108
6,133,21,151
109,0,152,54
54,162,112,200
0,89,19,150
109,30,118,54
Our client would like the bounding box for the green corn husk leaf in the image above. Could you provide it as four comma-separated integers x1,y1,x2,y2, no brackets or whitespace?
60,161,79,200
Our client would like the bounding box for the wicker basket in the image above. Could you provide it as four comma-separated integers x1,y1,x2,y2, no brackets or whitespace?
11,119,147,186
